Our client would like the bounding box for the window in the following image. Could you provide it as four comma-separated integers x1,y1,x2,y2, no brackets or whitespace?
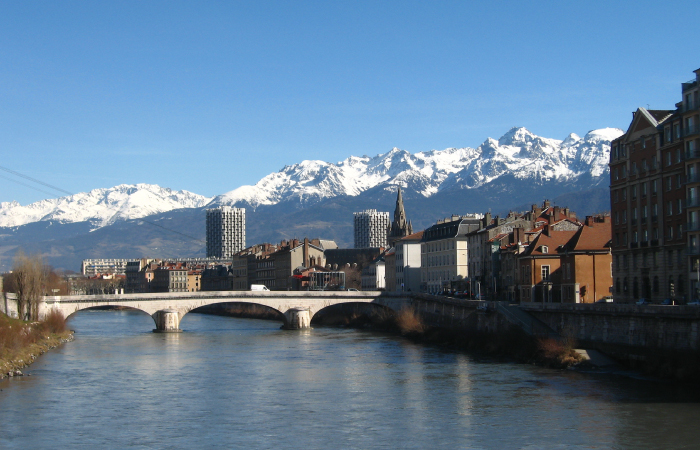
678,199,683,215
651,155,657,169
642,205,648,220
652,179,657,195
614,190,619,203
541,265,550,281
677,174,682,188
622,188,627,201
676,149,682,163
667,201,673,216
666,177,673,191
615,211,619,224
541,245,549,254
667,151,672,166
642,138,646,149
622,209,627,223
631,162,637,175
642,182,647,197
675,123,681,139
665,126,671,143
632,186,637,199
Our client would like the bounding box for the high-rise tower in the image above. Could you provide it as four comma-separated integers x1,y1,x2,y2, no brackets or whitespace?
353,209,390,248
206,206,246,258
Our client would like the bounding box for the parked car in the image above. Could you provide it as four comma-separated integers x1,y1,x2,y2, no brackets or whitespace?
636,298,650,305
596,296,614,303
660,298,673,305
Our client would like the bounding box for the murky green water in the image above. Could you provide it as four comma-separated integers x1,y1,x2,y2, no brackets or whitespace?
1,310,699,449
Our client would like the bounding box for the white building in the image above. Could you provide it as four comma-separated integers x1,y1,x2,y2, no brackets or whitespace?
361,255,386,290
354,209,390,248
81,258,136,276
206,206,246,258
394,231,423,292
421,215,482,294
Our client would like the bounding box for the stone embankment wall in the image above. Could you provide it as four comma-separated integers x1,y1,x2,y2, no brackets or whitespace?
407,295,512,334
520,302,700,351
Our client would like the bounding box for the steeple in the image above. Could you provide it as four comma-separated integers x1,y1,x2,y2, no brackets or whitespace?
388,186,413,246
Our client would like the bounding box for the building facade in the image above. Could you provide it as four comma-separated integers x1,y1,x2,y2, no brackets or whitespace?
421,216,482,294
353,209,390,248
683,69,700,301
206,206,246,258
610,106,687,303
394,231,423,293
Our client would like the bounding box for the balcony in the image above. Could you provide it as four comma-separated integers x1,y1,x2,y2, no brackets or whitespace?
686,173,700,184
641,241,649,247
686,198,700,208
688,246,700,255
630,242,639,249
688,222,700,232
651,239,659,246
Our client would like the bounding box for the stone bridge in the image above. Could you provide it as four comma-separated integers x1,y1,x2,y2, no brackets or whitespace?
2,291,414,332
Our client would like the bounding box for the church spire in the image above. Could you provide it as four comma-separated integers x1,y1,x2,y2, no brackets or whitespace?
388,186,412,246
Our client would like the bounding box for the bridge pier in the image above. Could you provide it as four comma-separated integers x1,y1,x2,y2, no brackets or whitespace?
282,307,311,330
153,309,182,333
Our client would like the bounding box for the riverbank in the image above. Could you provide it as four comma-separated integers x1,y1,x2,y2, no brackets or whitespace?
0,312,74,380
197,303,584,370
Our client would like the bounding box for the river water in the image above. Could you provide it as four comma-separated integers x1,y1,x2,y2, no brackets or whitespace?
1,310,699,449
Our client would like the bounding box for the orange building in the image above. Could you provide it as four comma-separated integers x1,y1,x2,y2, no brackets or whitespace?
517,216,612,303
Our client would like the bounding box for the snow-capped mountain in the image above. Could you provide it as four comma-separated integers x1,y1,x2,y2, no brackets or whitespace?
212,127,623,210
0,127,623,231
0,184,212,229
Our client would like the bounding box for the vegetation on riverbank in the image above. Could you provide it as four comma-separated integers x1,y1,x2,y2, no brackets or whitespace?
0,310,73,379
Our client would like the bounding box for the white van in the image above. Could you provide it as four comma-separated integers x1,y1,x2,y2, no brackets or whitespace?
250,284,270,291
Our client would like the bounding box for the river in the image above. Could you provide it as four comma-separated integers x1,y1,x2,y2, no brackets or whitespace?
1,310,699,449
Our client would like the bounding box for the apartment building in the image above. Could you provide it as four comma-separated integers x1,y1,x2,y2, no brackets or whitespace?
353,209,390,248
394,231,423,292
206,206,246,258
420,216,482,294
683,69,700,300
611,105,687,303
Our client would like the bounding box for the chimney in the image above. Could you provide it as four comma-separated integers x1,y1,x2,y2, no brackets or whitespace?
553,207,562,222
545,224,552,237
548,214,555,225
303,238,310,268
291,239,299,248
585,216,593,227
484,212,492,227
543,199,551,209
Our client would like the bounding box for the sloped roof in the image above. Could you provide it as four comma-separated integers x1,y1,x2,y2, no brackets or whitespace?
566,221,612,252
521,229,578,257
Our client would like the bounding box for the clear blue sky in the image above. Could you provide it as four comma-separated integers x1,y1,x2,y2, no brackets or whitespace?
1,0,699,205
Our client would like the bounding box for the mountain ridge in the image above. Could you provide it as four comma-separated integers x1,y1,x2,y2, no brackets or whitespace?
0,126,622,271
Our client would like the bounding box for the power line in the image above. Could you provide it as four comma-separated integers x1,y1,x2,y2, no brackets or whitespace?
0,173,58,198
0,164,205,244
0,164,73,196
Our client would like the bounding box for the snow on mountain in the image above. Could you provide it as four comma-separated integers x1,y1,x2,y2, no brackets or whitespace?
0,184,212,229
212,127,623,209
0,127,624,229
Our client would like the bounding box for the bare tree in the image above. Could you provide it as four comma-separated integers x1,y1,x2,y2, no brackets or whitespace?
11,250,47,320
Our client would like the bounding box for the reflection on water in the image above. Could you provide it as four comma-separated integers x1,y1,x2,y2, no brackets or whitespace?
1,310,699,449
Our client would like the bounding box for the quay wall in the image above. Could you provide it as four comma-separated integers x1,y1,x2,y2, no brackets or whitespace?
520,302,700,351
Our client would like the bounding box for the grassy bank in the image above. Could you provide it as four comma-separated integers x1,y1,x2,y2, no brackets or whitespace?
0,311,73,379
